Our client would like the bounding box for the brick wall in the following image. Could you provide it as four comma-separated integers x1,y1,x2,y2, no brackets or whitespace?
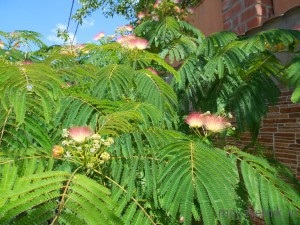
226,88,300,180
261,89,300,179
222,0,274,34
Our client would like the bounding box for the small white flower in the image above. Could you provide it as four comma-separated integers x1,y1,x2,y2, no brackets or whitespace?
65,151,72,158
103,141,111,146
107,137,114,145
91,134,101,140
93,139,100,144
100,152,111,161
62,129,69,138
61,140,69,146
93,143,100,149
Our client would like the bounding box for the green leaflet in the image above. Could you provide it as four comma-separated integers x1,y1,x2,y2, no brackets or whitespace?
0,158,123,225
158,139,239,225
229,148,300,225
285,55,300,103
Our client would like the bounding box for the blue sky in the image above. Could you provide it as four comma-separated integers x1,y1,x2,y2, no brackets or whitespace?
0,0,129,45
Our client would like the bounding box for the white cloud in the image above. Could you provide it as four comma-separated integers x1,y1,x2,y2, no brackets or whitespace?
47,23,77,45
81,18,95,29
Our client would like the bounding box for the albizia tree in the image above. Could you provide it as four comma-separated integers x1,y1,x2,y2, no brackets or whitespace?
0,1,299,225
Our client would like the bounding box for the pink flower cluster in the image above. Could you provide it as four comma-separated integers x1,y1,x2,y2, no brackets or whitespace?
116,34,149,50
136,0,194,22
68,126,94,142
115,25,134,33
185,112,231,133
94,32,105,41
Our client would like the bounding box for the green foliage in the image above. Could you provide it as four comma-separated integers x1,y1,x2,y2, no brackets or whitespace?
158,139,240,225
0,158,123,225
73,0,203,21
285,55,300,103
0,17,300,225
227,146,300,225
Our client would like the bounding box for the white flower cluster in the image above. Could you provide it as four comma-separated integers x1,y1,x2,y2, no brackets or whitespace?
102,137,114,146
56,127,115,168
62,129,69,138
100,152,111,161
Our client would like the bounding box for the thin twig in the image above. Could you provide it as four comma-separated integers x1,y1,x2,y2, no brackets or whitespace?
92,169,157,225
50,166,82,225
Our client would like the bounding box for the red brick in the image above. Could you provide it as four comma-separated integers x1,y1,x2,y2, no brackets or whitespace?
282,123,300,128
275,153,296,160
232,15,240,27
278,128,300,133
224,20,232,30
279,95,288,100
281,91,293,97
235,24,246,34
266,113,289,119
247,16,263,29
223,2,242,21
258,137,273,143
285,147,300,153
268,106,279,113
289,113,300,118
280,106,300,113
260,127,277,132
278,158,297,165
244,0,256,8
241,6,258,21
222,0,231,11
289,144,300,149
264,118,297,124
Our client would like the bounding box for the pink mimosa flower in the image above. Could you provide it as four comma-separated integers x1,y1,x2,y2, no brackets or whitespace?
94,32,105,41
137,12,145,19
116,34,136,44
0,40,4,49
124,25,133,32
185,112,205,128
125,39,137,49
204,115,229,132
147,67,158,75
68,126,94,142
132,38,148,50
